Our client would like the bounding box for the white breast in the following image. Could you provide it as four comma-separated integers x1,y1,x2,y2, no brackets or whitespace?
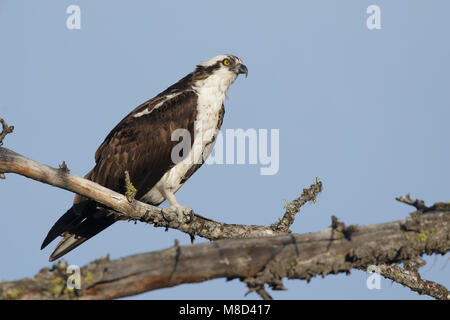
141,71,237,205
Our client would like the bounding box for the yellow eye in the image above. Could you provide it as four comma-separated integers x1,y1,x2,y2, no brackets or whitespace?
223,59,231,66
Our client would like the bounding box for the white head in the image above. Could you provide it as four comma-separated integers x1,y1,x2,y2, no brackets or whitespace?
197,54,248,78
193,54,248,96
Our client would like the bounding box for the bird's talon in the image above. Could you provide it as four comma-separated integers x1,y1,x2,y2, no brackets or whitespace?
187,210,194,224
161,208,173,222
162,205,193,225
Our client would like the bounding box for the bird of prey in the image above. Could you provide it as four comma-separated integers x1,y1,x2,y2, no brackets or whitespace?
41,54,248,261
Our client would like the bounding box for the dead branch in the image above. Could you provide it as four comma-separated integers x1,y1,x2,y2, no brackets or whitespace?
0,210,448,300
0,117,14,179
270,178,322,232
1,117,448,300
0,141,320,242
396,194,430,212
367,263,449,300
0,117,14,146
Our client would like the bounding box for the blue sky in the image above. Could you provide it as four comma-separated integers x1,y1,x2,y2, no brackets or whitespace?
0,0,449,299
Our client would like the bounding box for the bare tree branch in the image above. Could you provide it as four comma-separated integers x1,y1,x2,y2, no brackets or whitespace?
270,177,322,233
367,263,449,300
0,210,448,300
0,117,14,179
0,146,321,241
1,117,448,300
0,118,14,146
396,194,430,212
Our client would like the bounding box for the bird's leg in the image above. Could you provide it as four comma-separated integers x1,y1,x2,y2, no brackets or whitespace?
161,189,194,224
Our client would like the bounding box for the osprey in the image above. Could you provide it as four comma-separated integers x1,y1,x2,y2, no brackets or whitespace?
41,54,248,261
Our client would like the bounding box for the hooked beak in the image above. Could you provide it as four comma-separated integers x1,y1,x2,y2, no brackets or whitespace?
235,63,248,78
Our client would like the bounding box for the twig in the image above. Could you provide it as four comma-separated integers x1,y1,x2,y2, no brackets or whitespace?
330,215,358,241
0,118,14,146
124,170,137,203
255,287,273,300
0,117,14,179
270,177,322,232
396,194,429,212
373,264,449,300
58,161,70,173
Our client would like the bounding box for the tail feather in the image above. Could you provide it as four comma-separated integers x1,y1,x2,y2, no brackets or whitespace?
41,201,91,250
48,234,90,262
42,200,118,261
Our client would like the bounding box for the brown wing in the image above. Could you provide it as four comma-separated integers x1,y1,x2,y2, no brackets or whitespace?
42,90,198,260
86,89,197,200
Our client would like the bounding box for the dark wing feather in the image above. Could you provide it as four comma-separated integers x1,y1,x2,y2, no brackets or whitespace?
42,90,198,260
91,90,197,198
